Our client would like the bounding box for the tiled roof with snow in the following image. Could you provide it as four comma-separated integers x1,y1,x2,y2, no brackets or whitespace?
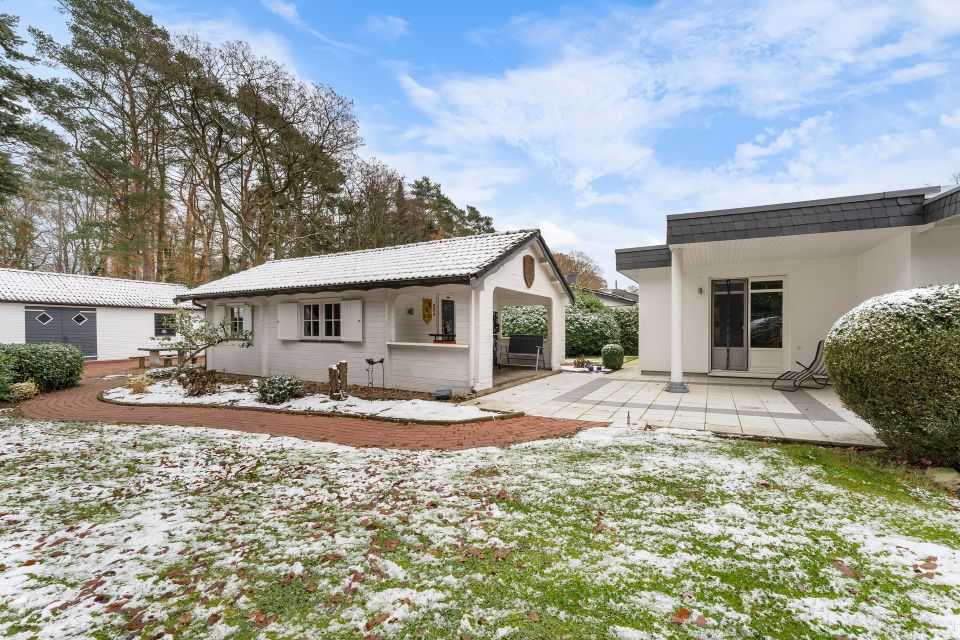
183,230,543,299
0,268,192,309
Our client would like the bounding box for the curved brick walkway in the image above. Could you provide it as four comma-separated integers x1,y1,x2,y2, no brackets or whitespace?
20,374,605,450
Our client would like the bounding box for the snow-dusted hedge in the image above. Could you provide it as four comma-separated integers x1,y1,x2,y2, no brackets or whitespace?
824,285,960,465
0,350,14,402
612,306,638,356
500,305,547,336
601,344,624,371
258,374,304,405
0,343,84,393
565,307,619,357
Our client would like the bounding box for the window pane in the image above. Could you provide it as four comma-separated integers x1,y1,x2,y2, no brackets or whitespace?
440,299,455,335
751,280,783,290
750,292,783,348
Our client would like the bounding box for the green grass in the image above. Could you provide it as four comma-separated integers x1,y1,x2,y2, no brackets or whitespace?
1,418,958,639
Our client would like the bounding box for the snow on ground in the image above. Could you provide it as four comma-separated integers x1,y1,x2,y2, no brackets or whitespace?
560,365,608,373
102,380,498,422
1,418,959,639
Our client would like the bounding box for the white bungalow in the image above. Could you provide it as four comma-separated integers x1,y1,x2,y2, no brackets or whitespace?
616,185,960,391
178,230,574,395
0,268,194,361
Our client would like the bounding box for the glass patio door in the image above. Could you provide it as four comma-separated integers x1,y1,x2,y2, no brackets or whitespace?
711,279,748,371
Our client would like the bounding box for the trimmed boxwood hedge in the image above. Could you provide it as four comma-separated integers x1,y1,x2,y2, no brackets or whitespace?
500,305,547,337
0,343,85,393
601,344,625,371
824,285,960,466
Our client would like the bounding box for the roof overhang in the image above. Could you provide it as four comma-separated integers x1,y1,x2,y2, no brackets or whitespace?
180,231,577,305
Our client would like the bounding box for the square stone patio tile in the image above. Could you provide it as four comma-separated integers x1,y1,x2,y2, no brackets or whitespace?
705,412,741,427
704,423,744,435
741,424,785,438
669,418,707,430
641,408,677,423
739,414,780,429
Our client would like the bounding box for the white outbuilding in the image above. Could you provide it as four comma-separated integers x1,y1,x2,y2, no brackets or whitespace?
0,268,194,361
178,230,574,395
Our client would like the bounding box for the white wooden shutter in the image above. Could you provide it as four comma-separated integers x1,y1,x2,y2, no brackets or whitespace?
277,303,298,340
340,299,363,342
242,305,253,334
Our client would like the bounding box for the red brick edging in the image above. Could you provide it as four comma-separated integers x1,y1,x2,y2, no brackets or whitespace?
19,376,606,451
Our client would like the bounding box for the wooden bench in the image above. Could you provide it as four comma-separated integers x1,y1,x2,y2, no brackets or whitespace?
503,334,546,371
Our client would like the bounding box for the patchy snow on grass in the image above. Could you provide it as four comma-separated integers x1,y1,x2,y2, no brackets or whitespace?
102,379,498,422
1,418,959,639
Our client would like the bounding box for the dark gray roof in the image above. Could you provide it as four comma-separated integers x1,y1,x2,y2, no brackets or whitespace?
923,185,960,224
582,287,639,304
615,245,671,271
666,187,937,245
617,185,960,272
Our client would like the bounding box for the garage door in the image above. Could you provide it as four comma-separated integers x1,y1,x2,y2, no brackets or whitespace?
24,306,98,360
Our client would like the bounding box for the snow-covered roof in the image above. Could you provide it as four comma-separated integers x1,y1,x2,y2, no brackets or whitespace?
0,268,193,309
182,230,571,300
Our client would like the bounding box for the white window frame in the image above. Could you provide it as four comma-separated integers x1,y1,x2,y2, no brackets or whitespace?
300,299,343,341
747,278,784,351
323,301,342,340
302,303,322,339
227,305,248,338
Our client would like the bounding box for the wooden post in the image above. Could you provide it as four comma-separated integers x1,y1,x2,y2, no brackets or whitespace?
337,360,348,395
328,365,340,399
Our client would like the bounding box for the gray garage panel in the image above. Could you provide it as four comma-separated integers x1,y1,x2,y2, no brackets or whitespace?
24,306,98,360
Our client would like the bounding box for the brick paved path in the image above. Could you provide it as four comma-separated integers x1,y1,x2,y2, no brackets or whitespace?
19,370,606,450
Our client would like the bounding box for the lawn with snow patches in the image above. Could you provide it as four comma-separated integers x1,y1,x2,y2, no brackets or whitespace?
102,380,498,422
1,420,959,639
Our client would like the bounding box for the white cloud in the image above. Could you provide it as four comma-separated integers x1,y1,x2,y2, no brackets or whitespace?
942,109,960,131
365,15,410,43
260,0,360,53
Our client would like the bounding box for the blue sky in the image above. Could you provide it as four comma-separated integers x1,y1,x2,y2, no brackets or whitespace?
16,0,960,285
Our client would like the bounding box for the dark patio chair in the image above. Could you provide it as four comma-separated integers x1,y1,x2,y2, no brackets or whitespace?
771,340,829,391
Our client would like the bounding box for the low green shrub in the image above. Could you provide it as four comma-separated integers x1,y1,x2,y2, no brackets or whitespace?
9,380,39,401
612,306,638,356
0,350,14,402
824,285,960,466
126,374,152,394
0,343,84,392
259,374,304,405
601,344,625,371
565,306,619,357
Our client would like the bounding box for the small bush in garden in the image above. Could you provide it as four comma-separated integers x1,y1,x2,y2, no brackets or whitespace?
258,374,304,405
178,368,220,397
125,374,152,394
145,366,178,379
824,285,960,466
0,350,14,402
601,344,625,371
573,356,590,368
565,306,619,357
9,380,39,401
0,343,84,392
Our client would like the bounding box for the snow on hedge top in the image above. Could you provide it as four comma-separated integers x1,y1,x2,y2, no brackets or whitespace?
0,268,193,309
183,230,538,299
829,284,960,335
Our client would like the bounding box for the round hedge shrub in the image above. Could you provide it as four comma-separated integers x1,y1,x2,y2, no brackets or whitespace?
601,344,625,371
0,350,14,402
0,343,84,392
258,374,304,405
824,285,960,465
500,305,547,336
565,307,619,357
612,306,638,356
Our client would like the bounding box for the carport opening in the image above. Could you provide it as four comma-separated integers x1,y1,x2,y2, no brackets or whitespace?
495,303,550,386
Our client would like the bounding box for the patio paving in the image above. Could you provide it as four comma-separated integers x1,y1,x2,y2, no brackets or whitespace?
467,361,883,447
